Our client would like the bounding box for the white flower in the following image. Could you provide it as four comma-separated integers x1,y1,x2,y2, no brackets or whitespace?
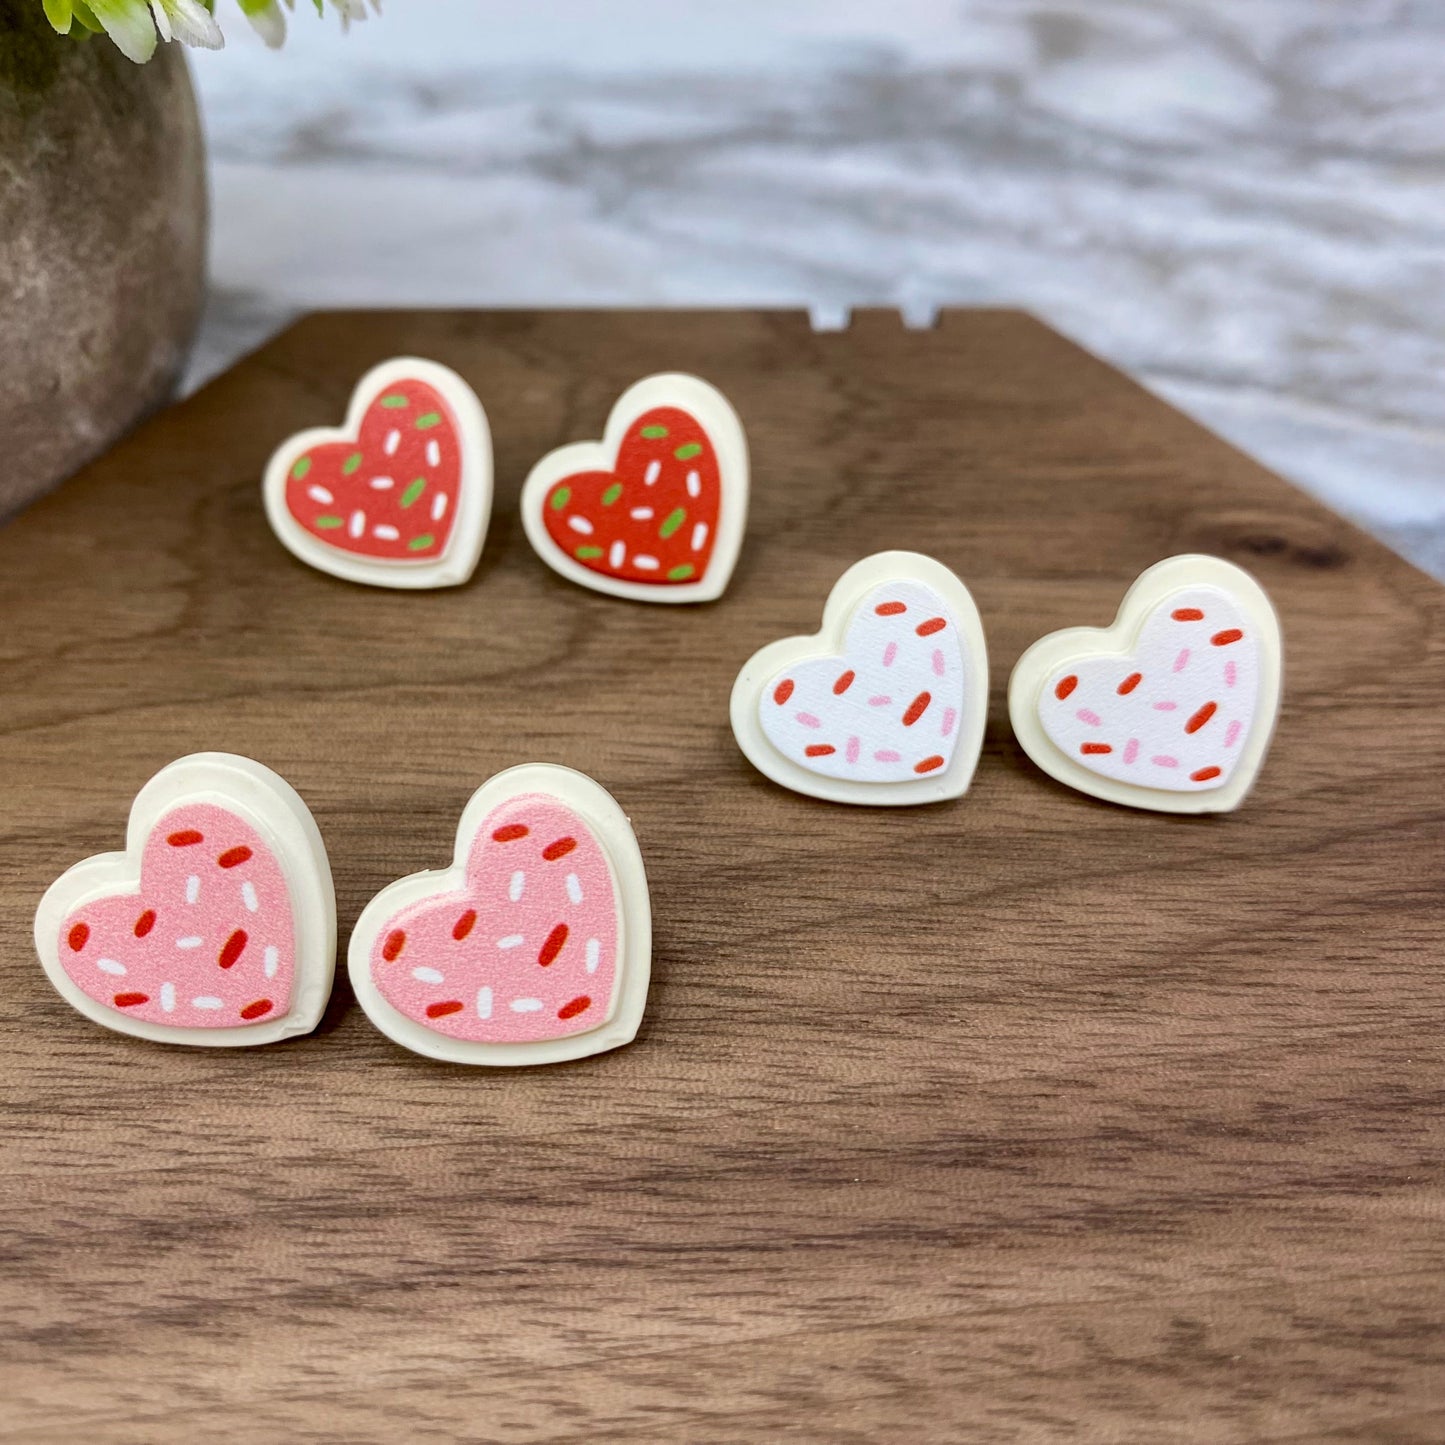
150,0,224,48
237,0,287,48
83,0,159,63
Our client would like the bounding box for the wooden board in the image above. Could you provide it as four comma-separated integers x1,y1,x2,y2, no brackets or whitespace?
1,309,1441,1443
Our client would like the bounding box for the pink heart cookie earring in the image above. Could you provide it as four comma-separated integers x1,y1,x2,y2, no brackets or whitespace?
1008,554,1282,813
730,551,989,805
35,753,337,1046
348,765,651,1066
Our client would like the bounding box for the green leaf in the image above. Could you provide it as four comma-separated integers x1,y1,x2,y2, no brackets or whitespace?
42,0,74,36
69,0,105,32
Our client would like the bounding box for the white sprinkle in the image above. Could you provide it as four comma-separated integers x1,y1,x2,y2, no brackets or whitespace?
431,492,448,522
686,469,701,498
609,541,626,569
565,873,583,905
307,485,334,506
633,554,659,570
644,460,661,485
160,982,176,1012
185,874,200,904
176,936,203,950
373,524,400,541
691,522,709,552
509,870,525,902
510,997,543,1013
369,475,394,490
412,966,445,984
96,958,126,976
384,429,401,456
241,881,259,912
585,938,601,974
497,934,525,950
263,945,279,979
348,510,365,539
426,438,441,467
192,996,223,1010
477,986,493,1020
568,515,594,535
630,507,654,521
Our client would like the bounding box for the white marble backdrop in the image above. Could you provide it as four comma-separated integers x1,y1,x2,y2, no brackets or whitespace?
191,0,1445,578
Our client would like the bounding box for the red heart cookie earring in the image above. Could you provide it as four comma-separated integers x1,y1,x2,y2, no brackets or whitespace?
1008,554,1282,813
35,754,337,1046
520,373,748,603
348,765,651,1066
263,357,493,589
730,551,989,805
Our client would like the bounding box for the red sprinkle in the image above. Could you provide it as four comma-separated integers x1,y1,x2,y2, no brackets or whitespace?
1081,742,1113,755
914,755,945,774
426,1000,465,1019
902,691,931,727
452,909,476,941
218,929,248,970
1185,701,1218,735
538,923,569,966
805,744,836,757
166,829,204,847
113,992,148,1008
542,836,577,862
67,922,90,952
134,909,156,939
1211,628,1244,647
382,929,406,962
1118,672,1142,695
833,669,855,695
773,679,795,705
492,824,529,843
1191,766,1223,782
916,617,946,637
1055,675,1078,701
875,601,907,616
1173,607,1205,622
217,846,253,869
558,995,592,1020
239,998,273,1021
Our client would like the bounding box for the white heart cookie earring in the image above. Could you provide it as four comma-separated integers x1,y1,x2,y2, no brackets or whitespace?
520,373,748,603
348,765,651,1066
730,551,989,805
35,754,336,1046
1008,554,1282,813
263,357,492,589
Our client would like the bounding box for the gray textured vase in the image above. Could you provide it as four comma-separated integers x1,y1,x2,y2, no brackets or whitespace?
0,3,207,519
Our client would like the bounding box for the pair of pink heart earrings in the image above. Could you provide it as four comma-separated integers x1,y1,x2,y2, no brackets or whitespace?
35,755,651,1065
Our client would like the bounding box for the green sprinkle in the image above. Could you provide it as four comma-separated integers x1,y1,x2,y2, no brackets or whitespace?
290,457,311,481
341,452,362,475
601,483,623,506
380,394,409,409
407,534,436,551
667,564,695,581
674,442,703,461
399,478,426,508
314,515,343,529
550,486,572,511
659,507,686,539
640,424,668,439
414,412,442,429
576,545,604,560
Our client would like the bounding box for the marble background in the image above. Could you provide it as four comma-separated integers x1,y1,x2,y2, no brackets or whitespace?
190,0,1445,578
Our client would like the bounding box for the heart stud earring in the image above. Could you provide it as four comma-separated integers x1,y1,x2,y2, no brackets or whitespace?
35,753,336,1046
263,356,493,589
1008,554,1282,813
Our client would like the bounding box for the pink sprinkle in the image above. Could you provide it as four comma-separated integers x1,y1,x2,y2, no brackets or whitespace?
1152,755,1180,768
796,712,821,729
1123,738,1140,765
1076,708,1102,727
1224,719,1242,748
882,642,898,667
1225,660,1238,688
1173,648,1190,673
846,735,860,765
932,648,946,677
1153,701,1178,711
867,695,892,707
874,750,901,763
941,706,957,738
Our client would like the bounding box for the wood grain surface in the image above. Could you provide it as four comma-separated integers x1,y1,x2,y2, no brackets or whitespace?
1,309,1441,1443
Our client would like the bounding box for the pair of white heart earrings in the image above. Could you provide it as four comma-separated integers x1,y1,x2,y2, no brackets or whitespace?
35,757,651,1064
730,550,1282,813
262,358,750,603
